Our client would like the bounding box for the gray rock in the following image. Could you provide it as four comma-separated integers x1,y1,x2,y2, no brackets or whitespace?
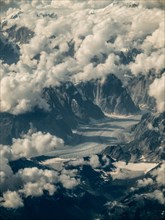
77,74,139,115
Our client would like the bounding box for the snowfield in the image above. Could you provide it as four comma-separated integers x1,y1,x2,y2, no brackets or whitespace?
109,161,158,180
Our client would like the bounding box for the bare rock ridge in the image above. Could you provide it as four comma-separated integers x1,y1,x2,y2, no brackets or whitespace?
0,82,104,145
103,111,165,162
0,32,20,64
77,73,140,115
0,74,141,145
127,72,157,111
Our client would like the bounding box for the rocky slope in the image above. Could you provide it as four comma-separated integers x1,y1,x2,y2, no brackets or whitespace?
77,74,140,115
127,73,157,111
103,111,165,162
0,82,104,145
0,32,20,64
0,154,164,220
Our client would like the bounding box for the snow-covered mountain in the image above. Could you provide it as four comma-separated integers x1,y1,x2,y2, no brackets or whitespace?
0,1,164,219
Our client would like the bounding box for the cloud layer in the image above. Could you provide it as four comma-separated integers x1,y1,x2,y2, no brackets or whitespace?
0,131,80,208
0,0,164,114
149,74,165,113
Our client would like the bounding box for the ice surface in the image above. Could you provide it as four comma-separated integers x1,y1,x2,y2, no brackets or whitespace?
44,114,141,159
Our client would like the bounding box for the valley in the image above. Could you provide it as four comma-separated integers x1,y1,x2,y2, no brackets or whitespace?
42,114,141,160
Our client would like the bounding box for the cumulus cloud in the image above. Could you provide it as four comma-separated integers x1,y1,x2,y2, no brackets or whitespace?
17,167,58,197
146,190,165,204
0,71,50,114
11,131,64,159
137,178,154,188
0,0,164,114
59,174,79,189
0,129,82,209
149,74,165,113
69,158,87,167
89,155,101,168
129,51,164,75
0,152,80,209
0,191,24,209
0,157,14,191
1,0,164,210
0,131,64,195
151,163,165,186
0,130,64,160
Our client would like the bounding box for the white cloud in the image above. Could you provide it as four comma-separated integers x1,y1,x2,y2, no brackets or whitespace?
69,158,86,166
146,190,165,204
151,163,165,186
0,72,50,114
0,157,14,191
59,168,80,189
129,51,164,75
0,0,164,114
59,174,79,189
0,136,80,209
137,178,154,188
89,155,100,168
149,74,165,113
17,167,58,197
11,131,64,159
0,191,24,209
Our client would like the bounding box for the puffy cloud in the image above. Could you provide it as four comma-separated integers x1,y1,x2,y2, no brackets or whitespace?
0,191,24,209
11,131,64,159
0,131,64,160
146,190,165,204
0,71,50,114
59,168,80,189
0,157,14,191
73,53,120,82
59,174,79,189
143,21,164,50
0,166,59,208
0,0,163,115
0,131,64,195
129,51,164,75
69,158,86,166
149,74,165,113
17,167,58,197
0,131,81,209
151,163,165,186
137,178,154,187
0,159,80,208
89,155,100,168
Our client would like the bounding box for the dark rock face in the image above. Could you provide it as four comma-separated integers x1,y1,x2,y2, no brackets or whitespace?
0,155,164,220
127,73,156,111
103,112,165,162
0,32,20,64
77,74,139,115
103,193,165,220
0,25,34,64
6,25,34,44
0,82,104,145
44,82,104,125
129,111,165,161
0,111,72,145
117,48,141,65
